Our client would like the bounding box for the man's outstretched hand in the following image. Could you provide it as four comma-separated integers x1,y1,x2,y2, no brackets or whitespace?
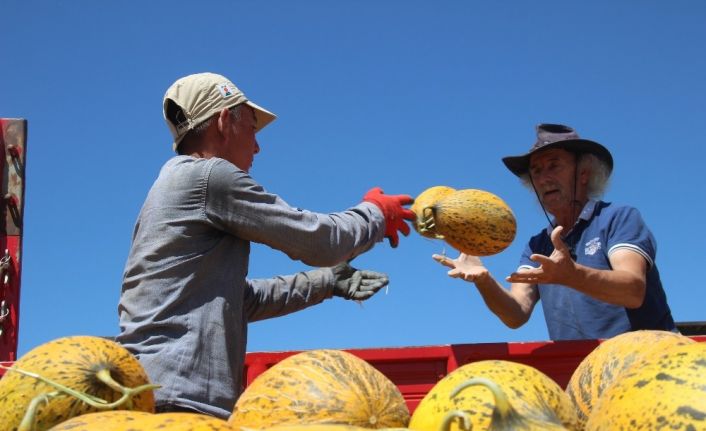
506,226,576,285
363,187,415,247
331,262,389,301
433,252,490,283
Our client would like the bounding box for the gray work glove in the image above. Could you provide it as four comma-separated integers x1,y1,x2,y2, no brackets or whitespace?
331,262,389,301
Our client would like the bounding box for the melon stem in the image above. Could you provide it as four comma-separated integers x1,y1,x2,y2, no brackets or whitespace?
451,377,514,420
1,363,160,431
421,207,445,239
95,368,126,393
18,390,61,431
94,368,153,409
441,410,474,431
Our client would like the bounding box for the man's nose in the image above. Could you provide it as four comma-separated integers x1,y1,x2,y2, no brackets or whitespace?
254,141,260,154
532,171,549,184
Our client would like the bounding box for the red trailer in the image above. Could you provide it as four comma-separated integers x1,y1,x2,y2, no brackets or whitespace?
0,118,26,370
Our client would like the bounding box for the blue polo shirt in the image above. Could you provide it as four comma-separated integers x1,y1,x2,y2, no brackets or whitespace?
519,200,675,340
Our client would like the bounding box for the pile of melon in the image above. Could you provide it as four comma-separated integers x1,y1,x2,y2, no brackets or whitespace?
0,337,412,431
407,330,706,431
411,186,517,256
2,331,705,431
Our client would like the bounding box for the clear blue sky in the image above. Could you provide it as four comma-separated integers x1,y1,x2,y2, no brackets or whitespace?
2,1,705,356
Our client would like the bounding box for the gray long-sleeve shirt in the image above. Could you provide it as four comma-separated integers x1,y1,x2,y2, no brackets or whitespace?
116,156,385,418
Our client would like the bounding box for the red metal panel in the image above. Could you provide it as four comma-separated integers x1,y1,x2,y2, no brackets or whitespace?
0,119,27,362
450,339,600,389
0,361,11,378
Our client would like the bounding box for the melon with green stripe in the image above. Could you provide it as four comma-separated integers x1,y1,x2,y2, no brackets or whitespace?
585,342,706,430
428,189,517,256
228,349,410,429
48,411,233,431
235,426,410,431
442,377,571,430
0,335,156,431
565,330,694,429
47,411,151,430
409,359,579,431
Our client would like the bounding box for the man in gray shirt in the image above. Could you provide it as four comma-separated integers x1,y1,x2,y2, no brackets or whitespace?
117,72,415,418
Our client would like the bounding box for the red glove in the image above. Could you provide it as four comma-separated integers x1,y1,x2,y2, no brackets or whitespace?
363,187,415,248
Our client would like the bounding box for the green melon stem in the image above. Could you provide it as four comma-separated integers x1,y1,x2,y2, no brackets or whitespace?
418,207,433,235
441,410,474,431
451,377,515,421
449,376,568,430
1,364,159,408
94,367,159,409
420,207,445,239
17,390,61,431
1,363,160,431
95,368,127,393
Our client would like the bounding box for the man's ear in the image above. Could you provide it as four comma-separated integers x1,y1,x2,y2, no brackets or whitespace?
216,107,231,137
579,165,591,185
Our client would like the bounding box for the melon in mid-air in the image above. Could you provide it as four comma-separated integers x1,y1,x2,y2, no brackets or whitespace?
417,188,516,256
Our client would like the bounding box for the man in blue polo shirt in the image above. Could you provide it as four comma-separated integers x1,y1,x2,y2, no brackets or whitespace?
433,123,676,340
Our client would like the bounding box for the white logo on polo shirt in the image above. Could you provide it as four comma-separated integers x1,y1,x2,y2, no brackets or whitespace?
584,237,601,256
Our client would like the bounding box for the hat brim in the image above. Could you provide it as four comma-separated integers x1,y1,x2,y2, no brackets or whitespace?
502,139,613,177
246,100,277,133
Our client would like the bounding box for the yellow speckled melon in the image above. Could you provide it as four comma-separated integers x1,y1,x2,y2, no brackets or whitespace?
237,426,410,431
46,411,151,430
228,349,409,429
585,342,706,431
429,189,516,256
124,412,233,430
408,360,578,431
565,330,694,429
411,186,456,238
442,377,570,430
49,412,232,431
0,335,155,431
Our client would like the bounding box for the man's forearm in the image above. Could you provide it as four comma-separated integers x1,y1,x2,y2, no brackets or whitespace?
568,265,646,308
473,273,533,329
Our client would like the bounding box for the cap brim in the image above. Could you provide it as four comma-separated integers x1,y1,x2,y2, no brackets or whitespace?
246,100,277,132
502,139,613,177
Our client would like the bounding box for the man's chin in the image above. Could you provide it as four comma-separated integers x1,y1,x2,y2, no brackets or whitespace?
539,200,563,213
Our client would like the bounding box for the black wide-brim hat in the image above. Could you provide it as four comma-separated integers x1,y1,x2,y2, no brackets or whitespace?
502,123,614,177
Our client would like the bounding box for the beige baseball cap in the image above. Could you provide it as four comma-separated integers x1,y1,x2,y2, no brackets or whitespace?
163,72,277,151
